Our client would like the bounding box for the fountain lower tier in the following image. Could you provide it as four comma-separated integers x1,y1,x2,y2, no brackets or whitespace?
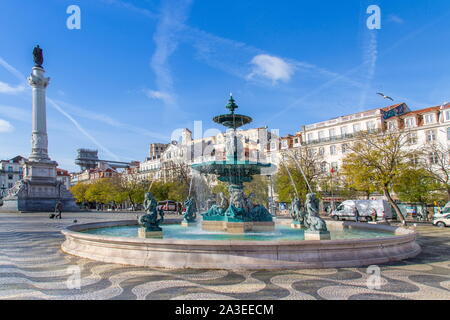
192,160,275,233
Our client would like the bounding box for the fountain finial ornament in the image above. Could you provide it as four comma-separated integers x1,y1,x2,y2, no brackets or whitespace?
226,94,238,114
33,45,44,68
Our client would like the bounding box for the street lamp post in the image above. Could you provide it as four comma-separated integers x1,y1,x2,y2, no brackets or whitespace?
267,175,275,215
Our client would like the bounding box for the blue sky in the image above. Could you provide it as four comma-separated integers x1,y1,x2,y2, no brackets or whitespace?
0,0,449,171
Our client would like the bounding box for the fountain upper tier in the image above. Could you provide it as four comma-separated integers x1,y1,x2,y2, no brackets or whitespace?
213,95,252,129
192,95,274,185
191,160,272,185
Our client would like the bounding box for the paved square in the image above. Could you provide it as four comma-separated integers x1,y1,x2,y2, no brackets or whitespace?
0,212,449,300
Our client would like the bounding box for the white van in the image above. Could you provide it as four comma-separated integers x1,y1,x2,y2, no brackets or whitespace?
331,200,393,222
433,213,450,228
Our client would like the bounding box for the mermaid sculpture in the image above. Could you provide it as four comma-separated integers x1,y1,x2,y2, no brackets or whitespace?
138,192,164,231
290,197,306,226
183,197,197,223
304,193,328,232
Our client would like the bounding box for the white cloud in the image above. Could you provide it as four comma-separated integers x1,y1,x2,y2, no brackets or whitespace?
0,81,26,94
0,119,14,133
143,89,174,104
150,0,192,110
248,54,294,84
389,14,404,24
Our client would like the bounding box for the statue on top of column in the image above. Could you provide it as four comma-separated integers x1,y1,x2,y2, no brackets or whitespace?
33,45,44,68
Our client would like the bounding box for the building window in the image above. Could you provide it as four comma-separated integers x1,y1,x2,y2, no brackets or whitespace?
8,174,13,180
407,132,418,145
366,121,376,132
320,162,328,173
307,149,315,158
410,154,420,166
341,126,348,137
8,183,13,188
447,127,450,140
307,133,314,142
330,145,336,155
342,144,348,153
405,117,415,128
294,138,299,144
318,131,325,142
424,114,435,124
319,147,325,156
429,152,439,165
329,128,336,138
331,162,338,172
426,130,436,142
270,141,277,150
387,121,397,131
353,123,361,133
7,166,12,172
445,110,450,121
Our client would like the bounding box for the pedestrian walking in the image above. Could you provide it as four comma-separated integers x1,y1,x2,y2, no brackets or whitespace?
54,201,63,219
353,206,360,222
371,208,377,222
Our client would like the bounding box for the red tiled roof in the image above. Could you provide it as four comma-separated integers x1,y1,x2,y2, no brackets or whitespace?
403,106,441,116
56,168,70,176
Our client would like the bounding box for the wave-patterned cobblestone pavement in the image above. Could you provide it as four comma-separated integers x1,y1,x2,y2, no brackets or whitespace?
0,212,449,300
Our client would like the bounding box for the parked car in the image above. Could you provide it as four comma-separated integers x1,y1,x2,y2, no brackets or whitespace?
433,213,450,228
331,200,393,222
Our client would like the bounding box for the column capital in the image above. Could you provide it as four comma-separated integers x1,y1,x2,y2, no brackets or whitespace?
28,67,50,88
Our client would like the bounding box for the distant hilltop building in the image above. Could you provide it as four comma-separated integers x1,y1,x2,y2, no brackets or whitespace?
75,149,99,171
75,148,136,171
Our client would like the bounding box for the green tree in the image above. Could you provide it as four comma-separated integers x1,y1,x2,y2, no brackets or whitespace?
343,131,412,225
393,167,439,203
111,174,151,210
167,181,189,202
274,161,310,203
420,142,450,201
211,181,229,198
85,179,115,205
150,181,171,201
70,183,89,203
341,157,379,199
244,175,269,207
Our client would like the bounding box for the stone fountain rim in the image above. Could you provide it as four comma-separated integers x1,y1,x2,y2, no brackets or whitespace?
62,219,417,247
61,219,420,270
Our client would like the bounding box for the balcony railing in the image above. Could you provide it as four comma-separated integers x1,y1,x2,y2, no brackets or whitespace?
303,129,380,146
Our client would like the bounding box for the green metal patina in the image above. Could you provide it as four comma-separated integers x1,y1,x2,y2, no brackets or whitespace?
213,95,253,129
192,95,274,224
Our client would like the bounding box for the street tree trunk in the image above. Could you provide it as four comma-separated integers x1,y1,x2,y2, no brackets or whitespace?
383,186,406,225
128,194,135,211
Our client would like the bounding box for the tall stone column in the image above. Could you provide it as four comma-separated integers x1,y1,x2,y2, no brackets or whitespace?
0,45,79,212
28,66,50,162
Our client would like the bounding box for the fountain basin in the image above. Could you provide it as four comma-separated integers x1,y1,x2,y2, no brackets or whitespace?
61,219,420,270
